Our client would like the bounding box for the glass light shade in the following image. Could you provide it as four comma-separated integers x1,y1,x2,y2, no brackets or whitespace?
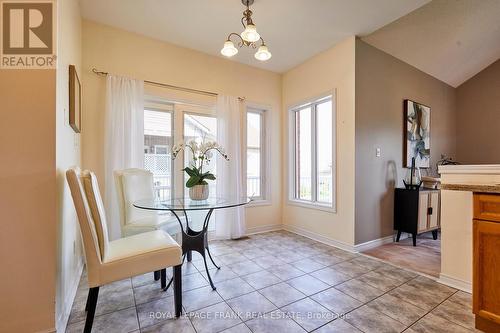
220,41,238,57
254,45,272,61
241,24,260,43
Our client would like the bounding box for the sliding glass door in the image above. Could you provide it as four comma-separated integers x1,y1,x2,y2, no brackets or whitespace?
143,105,173,200
183,113,218,198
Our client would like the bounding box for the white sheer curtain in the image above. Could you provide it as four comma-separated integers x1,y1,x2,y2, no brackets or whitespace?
104,75,144,240
215,95,246,239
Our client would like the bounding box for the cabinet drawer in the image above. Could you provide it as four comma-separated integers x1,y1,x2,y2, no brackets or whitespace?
474,194,500,222
417,193,429,232
429,191,440,229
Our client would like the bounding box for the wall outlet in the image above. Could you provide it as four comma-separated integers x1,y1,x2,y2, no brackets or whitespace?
376,148,381,157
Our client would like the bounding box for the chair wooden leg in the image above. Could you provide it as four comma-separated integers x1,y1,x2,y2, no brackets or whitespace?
173,265,182,317
84,287,99,333
160,268,167,289
154,270,160,281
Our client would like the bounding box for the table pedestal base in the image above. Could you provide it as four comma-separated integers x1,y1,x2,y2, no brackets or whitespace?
164,208,220,291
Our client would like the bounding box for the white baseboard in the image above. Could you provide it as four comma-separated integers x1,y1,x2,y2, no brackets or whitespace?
283,225,411,254
246,223,283,235
353,235,395,252
353,232,410,252
56,260,84,333
438,274,472,293
283,224,356,253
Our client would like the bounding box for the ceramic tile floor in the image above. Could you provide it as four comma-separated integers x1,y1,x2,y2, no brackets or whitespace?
66,230,478,333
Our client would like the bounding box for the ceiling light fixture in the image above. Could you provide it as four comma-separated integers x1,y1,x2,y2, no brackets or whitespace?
221,0,271,62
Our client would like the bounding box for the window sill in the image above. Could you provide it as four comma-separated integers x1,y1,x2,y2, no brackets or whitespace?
286,199,336,213
247,199,272,207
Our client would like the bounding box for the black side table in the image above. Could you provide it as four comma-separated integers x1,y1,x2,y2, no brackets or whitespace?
394,188,440,246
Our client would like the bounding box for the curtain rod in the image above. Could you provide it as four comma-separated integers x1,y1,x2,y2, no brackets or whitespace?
92,68,245,101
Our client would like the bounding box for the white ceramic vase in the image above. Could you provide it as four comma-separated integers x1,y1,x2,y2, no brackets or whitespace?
189,184,209,200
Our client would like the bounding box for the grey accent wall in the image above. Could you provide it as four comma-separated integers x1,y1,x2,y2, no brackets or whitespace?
456,59,500,164
354,39,457,245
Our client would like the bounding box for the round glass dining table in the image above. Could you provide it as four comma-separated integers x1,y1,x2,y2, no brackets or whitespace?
133,197,251,290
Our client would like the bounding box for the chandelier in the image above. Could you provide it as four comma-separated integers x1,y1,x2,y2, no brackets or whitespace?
220,0,272,61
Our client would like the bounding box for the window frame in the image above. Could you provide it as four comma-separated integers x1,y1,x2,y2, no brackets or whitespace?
287,93,336,212
244,106,270,204
144,97,273,209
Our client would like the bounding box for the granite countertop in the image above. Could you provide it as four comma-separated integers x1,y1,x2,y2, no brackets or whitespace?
441,183,500,194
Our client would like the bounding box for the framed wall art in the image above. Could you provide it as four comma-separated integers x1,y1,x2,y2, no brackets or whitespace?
69,64,81,133
404,99,430,168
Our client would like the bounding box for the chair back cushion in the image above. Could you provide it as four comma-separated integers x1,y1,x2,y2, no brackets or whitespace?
66,168,103,269
81,170,110,259
115,169,156,225
114,169,127,228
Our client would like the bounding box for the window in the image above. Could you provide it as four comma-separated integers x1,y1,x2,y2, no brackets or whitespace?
246,108,267,200
183,113,218,197
289,96,334,208
143,105,173,200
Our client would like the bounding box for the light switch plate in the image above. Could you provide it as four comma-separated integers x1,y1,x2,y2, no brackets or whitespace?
376,148,381,157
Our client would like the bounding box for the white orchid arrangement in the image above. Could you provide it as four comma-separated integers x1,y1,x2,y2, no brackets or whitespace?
172,140,229,188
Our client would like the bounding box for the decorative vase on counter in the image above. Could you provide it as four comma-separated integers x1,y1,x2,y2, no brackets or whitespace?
404,157,422,190
189,184,209,200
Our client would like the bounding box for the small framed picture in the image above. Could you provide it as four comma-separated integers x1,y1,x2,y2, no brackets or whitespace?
69,65,81,133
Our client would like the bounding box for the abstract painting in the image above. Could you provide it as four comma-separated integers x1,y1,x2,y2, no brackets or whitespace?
404,99,430,168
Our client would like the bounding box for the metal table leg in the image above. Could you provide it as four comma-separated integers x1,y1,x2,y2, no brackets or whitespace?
164,208,220,291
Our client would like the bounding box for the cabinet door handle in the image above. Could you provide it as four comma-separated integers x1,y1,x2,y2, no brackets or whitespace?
428,207,433,215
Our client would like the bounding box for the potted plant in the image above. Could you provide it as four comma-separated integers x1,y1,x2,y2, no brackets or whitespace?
172,140,229,200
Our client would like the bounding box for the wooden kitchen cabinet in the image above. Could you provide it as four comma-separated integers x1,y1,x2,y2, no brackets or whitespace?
394,188,440,246
473,193,500,333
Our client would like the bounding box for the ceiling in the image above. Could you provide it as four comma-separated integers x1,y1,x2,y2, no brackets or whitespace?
362,0,500,87
80,0,429,73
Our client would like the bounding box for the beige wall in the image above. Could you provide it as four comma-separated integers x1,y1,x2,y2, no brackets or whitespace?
81,20,282,233
0,70,57,332
456,59,500,164
354,39,457,244
55,0,83,331
282,37,356,247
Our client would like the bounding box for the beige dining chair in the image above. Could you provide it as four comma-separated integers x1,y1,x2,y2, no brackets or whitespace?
114,168,180,235
66,168,183,333
114,168,181,281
